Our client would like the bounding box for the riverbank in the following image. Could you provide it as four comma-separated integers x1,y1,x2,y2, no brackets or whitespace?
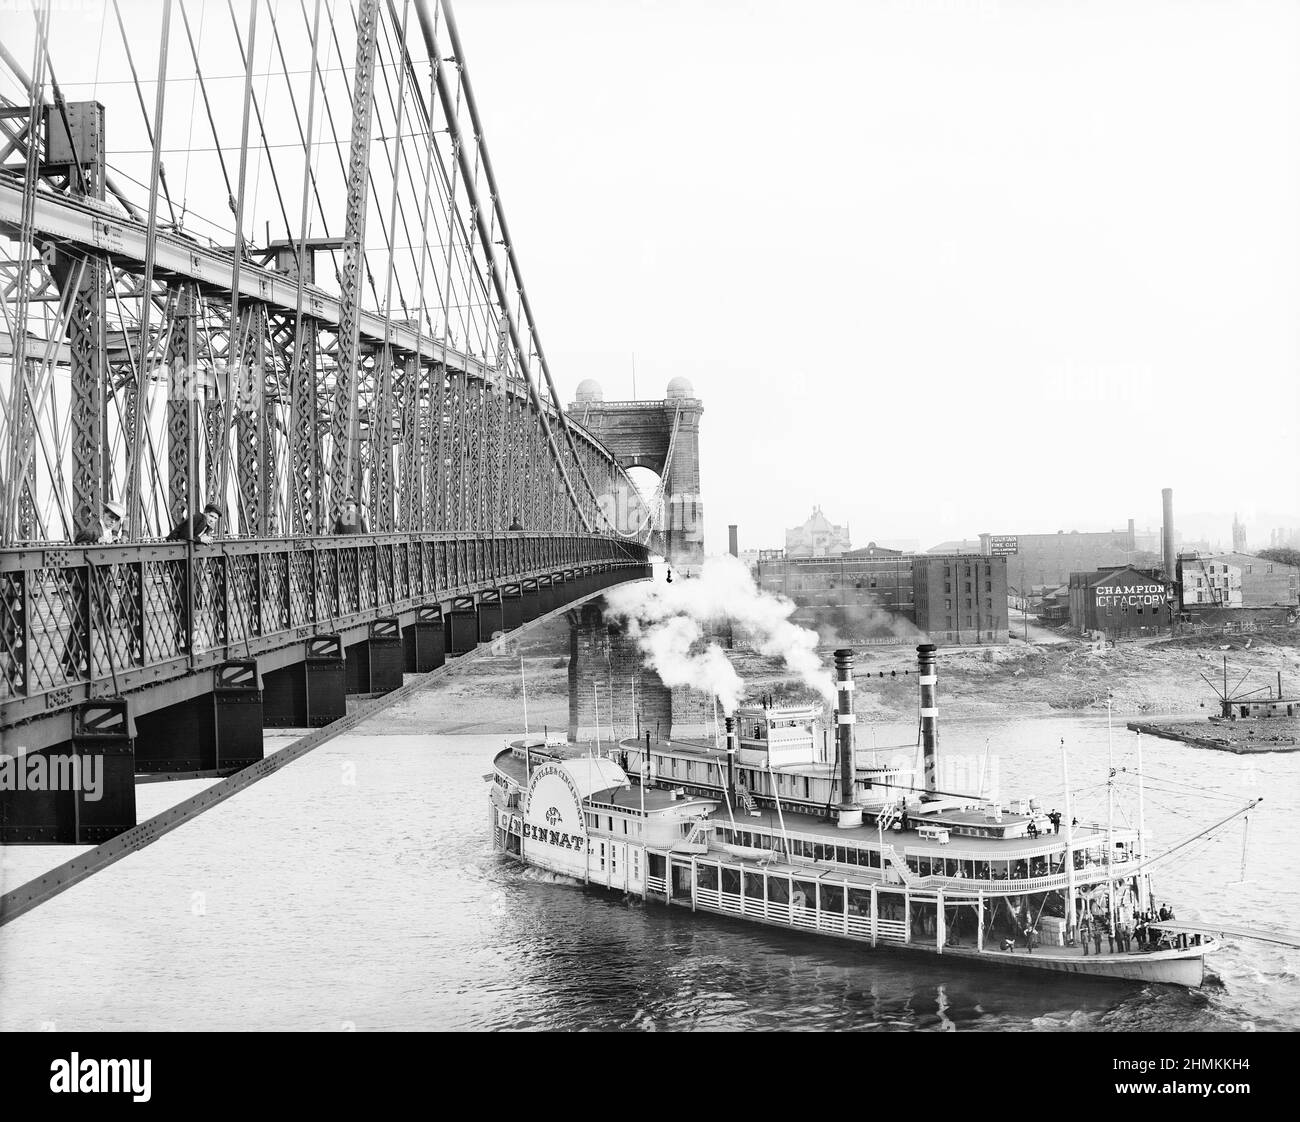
366,617,1300,736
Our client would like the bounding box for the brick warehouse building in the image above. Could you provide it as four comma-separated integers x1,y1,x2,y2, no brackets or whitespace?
754,552,1008,645
1068,567,1173,638
913,554,1010,645
973,523,1159,589
754,549,915,620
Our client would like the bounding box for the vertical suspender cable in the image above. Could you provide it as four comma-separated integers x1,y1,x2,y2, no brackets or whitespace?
408,40,438,531
221,0,259,526
126,0,172,540
110,0,177,227
375,0,412,532
2,6,46,543
289,0,323,536
178,0,235,213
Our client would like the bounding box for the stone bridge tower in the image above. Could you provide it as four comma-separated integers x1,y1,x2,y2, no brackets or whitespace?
568,378,704,567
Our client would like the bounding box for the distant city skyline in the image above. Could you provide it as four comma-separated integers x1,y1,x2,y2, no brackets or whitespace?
726,503,1298,556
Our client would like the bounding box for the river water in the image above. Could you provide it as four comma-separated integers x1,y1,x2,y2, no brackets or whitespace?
1,703,1295,1032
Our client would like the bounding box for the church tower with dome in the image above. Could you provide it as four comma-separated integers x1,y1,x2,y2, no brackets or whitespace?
567,377,704,566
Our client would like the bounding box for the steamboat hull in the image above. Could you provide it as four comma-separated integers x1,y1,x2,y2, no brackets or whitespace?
494,842,1212,988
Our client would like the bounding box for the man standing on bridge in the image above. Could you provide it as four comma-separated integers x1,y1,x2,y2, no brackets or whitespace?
168,501,223,545
74,499,126,545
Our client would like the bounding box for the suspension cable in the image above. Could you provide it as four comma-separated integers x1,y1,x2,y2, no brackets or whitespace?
110,0,177,226
178,0,235,213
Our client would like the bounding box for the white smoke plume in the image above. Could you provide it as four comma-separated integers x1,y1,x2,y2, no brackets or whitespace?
604,554,836,713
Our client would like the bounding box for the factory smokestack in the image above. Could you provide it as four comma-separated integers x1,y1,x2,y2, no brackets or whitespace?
917,643,939,800
728,524,738,558
1162,488,1175,578
833,649,862,828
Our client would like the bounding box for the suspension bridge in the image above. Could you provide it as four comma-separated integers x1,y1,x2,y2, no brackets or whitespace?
0,0,704,844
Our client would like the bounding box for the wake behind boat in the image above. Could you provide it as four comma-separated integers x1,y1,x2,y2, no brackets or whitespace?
487,643,1259,987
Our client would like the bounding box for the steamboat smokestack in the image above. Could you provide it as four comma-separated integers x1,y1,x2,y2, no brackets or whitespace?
917,644,939,800
728,524,738,557
1162,487,1175,579
724,715,736,795
834,649,863,828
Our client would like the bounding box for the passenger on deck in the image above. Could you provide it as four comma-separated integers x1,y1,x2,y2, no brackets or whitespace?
1048,809,1061,834
1027,820,1039,840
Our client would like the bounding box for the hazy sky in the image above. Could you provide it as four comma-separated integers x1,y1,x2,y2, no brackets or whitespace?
453,0,1300,554
5,0,1296,555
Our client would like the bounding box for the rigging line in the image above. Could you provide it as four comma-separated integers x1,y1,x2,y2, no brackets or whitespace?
1129,763,1243,796
109,0,177,227
178,0,235,212
1132,774,1240,804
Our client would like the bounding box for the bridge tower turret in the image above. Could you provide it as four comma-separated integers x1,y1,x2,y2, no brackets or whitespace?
567,378,704,567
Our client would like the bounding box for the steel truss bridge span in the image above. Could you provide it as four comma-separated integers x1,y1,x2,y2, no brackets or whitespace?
0,532,645,754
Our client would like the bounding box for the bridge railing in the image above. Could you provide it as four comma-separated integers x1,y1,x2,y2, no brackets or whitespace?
0,532,646,724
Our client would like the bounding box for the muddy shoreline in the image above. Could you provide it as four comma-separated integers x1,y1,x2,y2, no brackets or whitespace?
361,617,1300,738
